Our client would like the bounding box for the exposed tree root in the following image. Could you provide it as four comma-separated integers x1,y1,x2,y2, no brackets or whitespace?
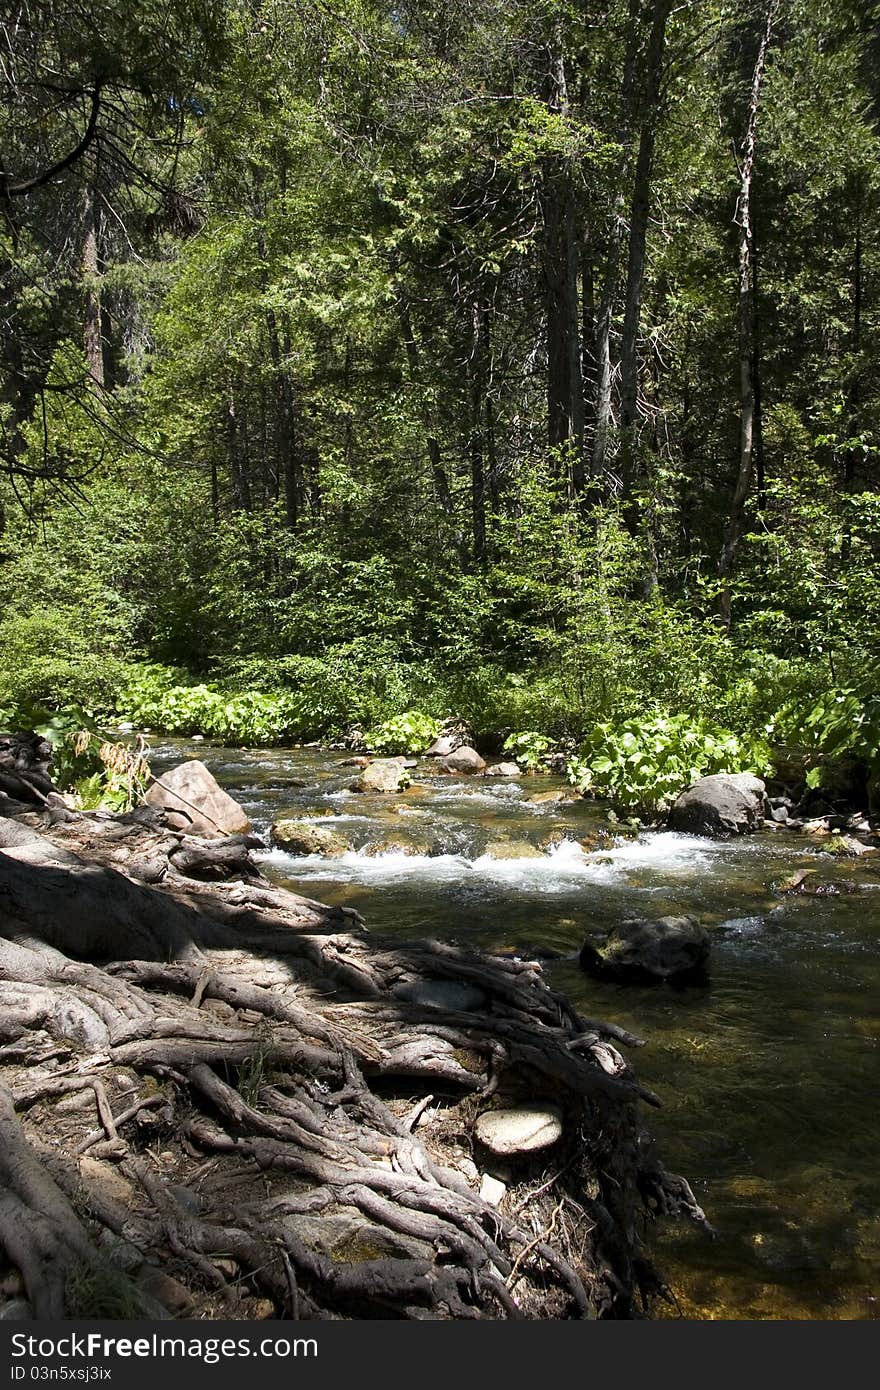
0,805,709,1320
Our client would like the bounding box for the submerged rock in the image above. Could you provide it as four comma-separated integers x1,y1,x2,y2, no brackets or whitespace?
271,820,350,856
483,840,545,860
668,773,765,837
362,835,434,857
474,1104,563,1156
579,916,710,983
821,834,876,857
145,760,250,836
351,757,410,793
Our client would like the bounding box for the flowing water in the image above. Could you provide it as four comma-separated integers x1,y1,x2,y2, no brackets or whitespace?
150,739,880,1319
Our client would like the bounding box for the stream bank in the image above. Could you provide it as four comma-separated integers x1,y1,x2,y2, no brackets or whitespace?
145,737,880,1320
0,751,708,1320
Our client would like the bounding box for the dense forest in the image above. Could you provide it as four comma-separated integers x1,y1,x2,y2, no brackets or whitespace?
2,0,880,804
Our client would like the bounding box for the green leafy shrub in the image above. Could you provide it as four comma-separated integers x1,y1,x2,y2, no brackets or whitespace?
119,667,304,746
368,711,441,755
0,607,135,717
502,730,554,771
566,713,772,816
773,685,880,780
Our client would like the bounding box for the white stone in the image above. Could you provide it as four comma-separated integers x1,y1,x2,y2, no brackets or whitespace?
351,757,409,793
474,1104,563,1156
480,1173,507,1206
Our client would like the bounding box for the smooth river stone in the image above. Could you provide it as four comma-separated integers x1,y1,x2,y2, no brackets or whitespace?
474,1104,563,1156
483,840,544,860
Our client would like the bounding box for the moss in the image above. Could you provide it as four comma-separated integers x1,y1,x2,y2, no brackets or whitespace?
452,1047,485,1074
331,1235,388,1264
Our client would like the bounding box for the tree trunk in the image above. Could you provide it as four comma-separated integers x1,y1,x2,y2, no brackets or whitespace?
591,0,641,483
619,0,673,511
468,300,488,565
718,0,780,628
81,180,104,390
394,284,462,557
226,389,252,512
265,309,301,529
543,35,584,493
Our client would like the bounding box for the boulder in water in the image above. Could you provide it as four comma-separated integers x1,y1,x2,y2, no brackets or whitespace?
351,757,410,793
270,820,350,856
821,834,876,857
362,835,434,858
439,745,486,774
145,760,249,836
579,916,709,983
484,762,521,777
668,773,765,837
424,719,475,757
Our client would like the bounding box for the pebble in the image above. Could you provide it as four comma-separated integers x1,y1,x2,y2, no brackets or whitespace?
479,1173,507,1205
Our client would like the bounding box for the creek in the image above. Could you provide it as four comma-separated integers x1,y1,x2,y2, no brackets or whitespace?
150,738,880,1319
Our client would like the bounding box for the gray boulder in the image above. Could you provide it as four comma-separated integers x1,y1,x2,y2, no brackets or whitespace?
145,760,250,836
351,757,410,793
668,772,766,837
484,762,521,777
439,745,486,774
579,916,710,983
